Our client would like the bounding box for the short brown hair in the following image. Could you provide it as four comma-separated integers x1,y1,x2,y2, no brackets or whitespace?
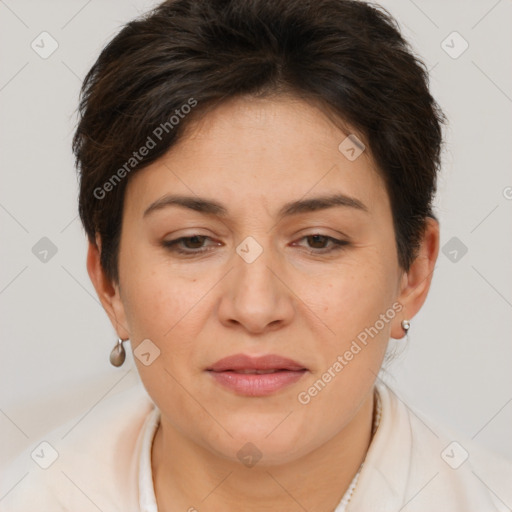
73,0,446,283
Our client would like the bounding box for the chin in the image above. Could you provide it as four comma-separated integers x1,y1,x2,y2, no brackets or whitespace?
211,438,310,468
200,417,315,466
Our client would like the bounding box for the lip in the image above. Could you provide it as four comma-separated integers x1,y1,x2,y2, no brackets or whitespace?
206,354,308,397
208,354,307,372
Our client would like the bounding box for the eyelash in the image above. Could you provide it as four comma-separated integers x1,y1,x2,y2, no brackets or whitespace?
161,234,349,256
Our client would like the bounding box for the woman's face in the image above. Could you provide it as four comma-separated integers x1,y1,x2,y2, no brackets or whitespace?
95,95,432,464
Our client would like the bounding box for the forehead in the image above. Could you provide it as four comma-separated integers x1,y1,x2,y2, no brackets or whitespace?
123,95,388,220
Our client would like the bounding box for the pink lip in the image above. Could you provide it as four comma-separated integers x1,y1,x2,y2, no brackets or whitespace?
206,354,308,397
208,354,306,372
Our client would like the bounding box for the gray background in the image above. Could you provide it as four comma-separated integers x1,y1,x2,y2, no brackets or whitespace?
1,0,511,477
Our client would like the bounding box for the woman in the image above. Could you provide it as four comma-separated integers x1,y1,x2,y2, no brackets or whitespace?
2,0,511,510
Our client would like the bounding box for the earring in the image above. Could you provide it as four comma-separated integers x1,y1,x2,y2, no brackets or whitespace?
401,319,410,338
110,338,127,367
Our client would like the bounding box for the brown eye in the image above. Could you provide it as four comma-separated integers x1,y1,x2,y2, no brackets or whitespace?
180,235,208,249
306,235,330,249
293,234,349,254
162,235,220,255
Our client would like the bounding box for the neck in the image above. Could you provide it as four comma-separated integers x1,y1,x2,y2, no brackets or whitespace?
152,388,375,512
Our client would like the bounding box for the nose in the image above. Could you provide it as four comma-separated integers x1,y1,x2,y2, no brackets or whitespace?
217,242,295,334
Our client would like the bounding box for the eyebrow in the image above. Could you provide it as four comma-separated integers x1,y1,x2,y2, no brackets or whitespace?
143,193,369,219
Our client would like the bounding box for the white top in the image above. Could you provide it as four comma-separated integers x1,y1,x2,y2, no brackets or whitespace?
138,406,159,512
2,381,511,511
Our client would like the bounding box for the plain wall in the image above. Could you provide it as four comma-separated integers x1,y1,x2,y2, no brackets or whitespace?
1,0,511,476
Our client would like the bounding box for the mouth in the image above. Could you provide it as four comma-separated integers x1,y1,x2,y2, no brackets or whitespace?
219,369,296,374
206,354,308,397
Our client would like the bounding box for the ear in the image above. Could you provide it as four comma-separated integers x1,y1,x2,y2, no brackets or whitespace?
86,234,130,340
390,217,440,339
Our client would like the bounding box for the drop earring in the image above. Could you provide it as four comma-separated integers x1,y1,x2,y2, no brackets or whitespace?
110,338,127,367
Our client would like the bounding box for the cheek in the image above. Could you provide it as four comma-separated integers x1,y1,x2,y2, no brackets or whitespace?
120,252,204,339
120,257,217,387
299,252,398,397
120,266,206,408
310,258,397,338
292,265,394,418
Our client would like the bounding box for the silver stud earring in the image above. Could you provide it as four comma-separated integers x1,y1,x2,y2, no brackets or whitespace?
110,338,127,367
401,319,410,338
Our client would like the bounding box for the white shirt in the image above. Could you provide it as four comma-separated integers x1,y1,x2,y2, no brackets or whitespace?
1,381,511,511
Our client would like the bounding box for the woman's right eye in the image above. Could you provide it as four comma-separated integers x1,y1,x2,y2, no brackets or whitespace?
161,235,220,255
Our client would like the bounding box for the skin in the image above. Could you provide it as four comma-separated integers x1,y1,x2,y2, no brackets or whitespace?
88,94,439,511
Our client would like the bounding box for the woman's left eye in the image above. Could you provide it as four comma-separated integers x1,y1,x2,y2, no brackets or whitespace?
292,234,349,254
162,234,348,256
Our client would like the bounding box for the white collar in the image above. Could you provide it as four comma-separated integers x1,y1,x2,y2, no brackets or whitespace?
138,405,160,512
